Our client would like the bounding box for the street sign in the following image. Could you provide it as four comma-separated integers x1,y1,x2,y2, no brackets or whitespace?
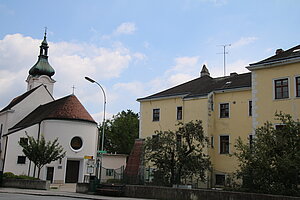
84,155,93,159
97,150,107,154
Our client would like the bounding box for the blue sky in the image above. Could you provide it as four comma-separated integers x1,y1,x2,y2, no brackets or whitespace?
0,0,299,122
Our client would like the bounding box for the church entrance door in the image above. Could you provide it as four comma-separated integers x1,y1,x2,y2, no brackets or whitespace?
65,160,80,183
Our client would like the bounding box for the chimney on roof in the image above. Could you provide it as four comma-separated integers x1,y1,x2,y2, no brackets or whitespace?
200,65,210,77
230,72,238,76
276,48,284,55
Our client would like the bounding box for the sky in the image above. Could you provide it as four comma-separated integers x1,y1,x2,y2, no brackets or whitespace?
0,0,299,123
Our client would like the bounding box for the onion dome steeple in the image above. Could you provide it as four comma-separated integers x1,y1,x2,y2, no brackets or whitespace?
29,30,55,77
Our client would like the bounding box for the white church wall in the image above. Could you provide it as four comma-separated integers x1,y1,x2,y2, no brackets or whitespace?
4,124,39,176
41,119,98,183
27,75,55,95
7,86,53,129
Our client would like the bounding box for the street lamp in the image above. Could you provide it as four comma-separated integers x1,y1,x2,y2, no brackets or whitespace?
85,76,107,182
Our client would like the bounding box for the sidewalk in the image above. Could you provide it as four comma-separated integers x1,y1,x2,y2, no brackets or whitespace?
0,186,153,200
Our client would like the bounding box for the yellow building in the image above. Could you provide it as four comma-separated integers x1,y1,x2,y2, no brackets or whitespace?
137,45,300,188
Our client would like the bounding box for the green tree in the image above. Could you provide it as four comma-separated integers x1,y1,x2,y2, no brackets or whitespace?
19,134,66,179
100,110,139,154
144,120,211,186
234,113,300,196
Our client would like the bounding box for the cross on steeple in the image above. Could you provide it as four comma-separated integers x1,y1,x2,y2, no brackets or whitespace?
72,85,76,95
44,27,47,37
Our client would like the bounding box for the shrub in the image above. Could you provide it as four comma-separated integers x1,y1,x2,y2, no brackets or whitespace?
3,172,38,180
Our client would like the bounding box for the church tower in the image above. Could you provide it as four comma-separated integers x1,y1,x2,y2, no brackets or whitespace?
26,31,56,95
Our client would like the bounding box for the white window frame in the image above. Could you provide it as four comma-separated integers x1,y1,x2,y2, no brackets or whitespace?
295,75,300,98
176,106,183,120
17,155,26,164
273,77,290,100
215,173,226,186
152,108,160,122
219,103,230,118
219,135,230,154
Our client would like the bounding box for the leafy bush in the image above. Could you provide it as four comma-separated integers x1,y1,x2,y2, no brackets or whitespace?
3,172,38,180
3,172,16,179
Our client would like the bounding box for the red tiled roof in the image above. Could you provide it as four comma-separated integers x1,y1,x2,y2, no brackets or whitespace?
9,95,96,132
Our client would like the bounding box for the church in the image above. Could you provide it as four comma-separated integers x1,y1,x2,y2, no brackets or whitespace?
0,33,98,184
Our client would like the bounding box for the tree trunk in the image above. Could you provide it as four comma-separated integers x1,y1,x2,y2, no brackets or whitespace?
37,167,42,179
33,164,36,178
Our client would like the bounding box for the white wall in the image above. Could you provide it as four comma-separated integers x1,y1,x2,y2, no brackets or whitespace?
4,124,39,175
3,119,98,184
41,119,98,183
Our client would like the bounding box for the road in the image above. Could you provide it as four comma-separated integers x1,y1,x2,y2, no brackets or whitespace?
0,193,86,200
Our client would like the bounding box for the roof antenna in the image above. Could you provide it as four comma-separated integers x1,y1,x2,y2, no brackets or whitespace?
217,44,231,76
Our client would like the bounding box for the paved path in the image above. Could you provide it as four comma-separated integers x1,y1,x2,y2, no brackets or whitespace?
0,187,153,200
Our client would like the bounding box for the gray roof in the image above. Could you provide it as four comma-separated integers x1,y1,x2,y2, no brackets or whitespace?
137,72,251,101
249,44,300,67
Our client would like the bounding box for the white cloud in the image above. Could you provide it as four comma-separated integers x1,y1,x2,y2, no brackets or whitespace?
113,81,144,96
114,22,136,35
231,37,258,48
0,34,143,114
91,111,114,123
141,56,201,96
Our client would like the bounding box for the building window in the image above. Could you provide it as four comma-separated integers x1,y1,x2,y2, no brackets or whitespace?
220,135,229,154
177,106,183,120
274,78,289,99
17,156,26,164
275,124,286,130
106,169,114,176
152,135,159,150
215,174,226,186
296,77,300,97
176,134,182,150
211,136,214,148
249,134,253,149
0,124,3,137
19,137,28,146
220,103,229,118
153,108,160,121
248,101,252,116
70,136,83,151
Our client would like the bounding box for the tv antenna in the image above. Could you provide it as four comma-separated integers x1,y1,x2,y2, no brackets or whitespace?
217,44,231,76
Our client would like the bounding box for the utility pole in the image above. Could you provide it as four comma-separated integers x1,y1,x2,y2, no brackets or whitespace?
217,44,231,76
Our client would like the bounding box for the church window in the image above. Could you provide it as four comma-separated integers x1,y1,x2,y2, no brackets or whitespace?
17,156,26,164
70,136,83,151
19,137,28,146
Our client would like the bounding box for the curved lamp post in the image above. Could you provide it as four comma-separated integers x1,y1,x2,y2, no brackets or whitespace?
85,76,107,181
